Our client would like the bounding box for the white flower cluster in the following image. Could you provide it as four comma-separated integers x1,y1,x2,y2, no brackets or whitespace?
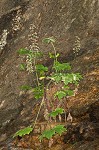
0,29,8,50
26,24,40,73
12,10,22,31
26,54,33,73
73,36,81,55
28,24,39,52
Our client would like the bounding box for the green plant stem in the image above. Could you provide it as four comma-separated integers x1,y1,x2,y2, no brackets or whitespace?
51,42,57,63
46,80,52,90
32,97,44,129
33,55,40,86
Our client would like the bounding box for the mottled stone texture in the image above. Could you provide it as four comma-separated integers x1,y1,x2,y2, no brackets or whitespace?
0,0,99,148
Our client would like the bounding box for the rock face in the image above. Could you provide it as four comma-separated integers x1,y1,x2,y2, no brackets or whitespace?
0,0,99,149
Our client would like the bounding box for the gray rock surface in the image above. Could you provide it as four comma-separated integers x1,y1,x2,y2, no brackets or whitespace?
0,0,99,149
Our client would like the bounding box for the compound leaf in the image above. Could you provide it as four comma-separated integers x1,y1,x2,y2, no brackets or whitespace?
39,129,55,141
53,61,71,72
36,64,48,72
54,125,67,135
18,48,32,55
13,127,33,138
49,108,64,117
39,125,66,141
48,73,62,83
66,90,74,96
33,86,44,100
55,91,66,100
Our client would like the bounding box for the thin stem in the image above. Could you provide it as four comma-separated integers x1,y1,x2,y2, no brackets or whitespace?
46,80,52,90
51,42,57,63
65,112,66,123
33,55,40,86
32,97,44,129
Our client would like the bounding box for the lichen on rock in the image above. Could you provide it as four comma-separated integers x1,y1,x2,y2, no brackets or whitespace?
0,29,8,53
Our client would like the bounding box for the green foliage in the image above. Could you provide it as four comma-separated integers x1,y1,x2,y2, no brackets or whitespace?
49,108,64,117
48,72,82,85
32,86,44,100
43,37,55,44
54,89,74,100
18,48,32,55
18,49,43,57
20,85,32,90
34,51,43,58
40,128,55,141
13,127,33,138
53,61,71,72
62,73,82,85
64,85,69,89
20,63,26,71
48,73,62,83
15,36,82,142
65,89,74,96
53,125,67,135
39,125,66,141
36,64,48,72
49,52,59,59
36,64,48,77
54,91,66,100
